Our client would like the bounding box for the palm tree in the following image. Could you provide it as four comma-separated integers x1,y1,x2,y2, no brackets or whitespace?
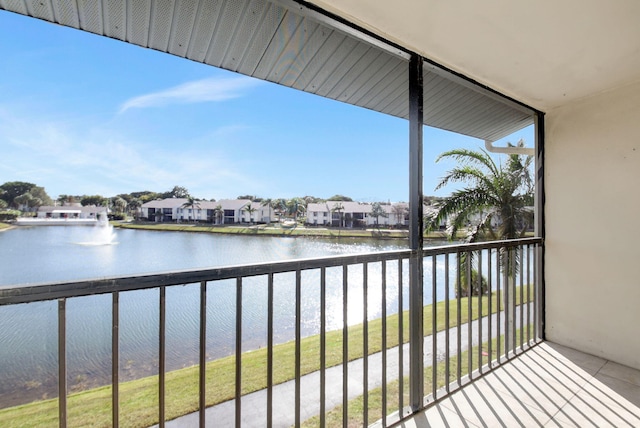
427,142,533,241
426,140,534,297
181,196,200,222
331,202,345,228
213,204,223,225
128,198,142,221
243,202,257,224
13,193,33,213
273,198,287,222
427,141,534,353
112,197,127,217
286,197,305,222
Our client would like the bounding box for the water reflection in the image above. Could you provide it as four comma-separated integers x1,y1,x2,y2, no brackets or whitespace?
0,227,532,408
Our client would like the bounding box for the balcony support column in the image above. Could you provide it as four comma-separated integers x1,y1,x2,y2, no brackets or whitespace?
534,112,546,339
408,54,424,412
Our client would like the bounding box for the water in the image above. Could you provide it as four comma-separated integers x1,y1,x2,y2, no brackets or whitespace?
1,225,429,407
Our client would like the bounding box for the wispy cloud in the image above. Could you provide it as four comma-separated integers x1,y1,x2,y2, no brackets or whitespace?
118,76,261,114
0,108,265,199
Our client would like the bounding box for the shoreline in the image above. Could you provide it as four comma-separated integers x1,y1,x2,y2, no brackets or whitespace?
113,221,453,241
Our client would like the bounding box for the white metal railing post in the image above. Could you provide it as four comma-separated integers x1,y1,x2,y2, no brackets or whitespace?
408,53,424,412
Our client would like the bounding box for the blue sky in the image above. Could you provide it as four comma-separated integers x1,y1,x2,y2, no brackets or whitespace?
0,11,534,203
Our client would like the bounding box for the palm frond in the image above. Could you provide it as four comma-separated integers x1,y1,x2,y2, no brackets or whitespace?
436,148,499,177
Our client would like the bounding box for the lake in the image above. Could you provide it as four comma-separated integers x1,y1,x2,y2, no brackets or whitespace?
2,225,458,407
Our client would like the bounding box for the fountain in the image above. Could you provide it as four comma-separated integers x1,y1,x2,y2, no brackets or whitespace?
76,213,117,246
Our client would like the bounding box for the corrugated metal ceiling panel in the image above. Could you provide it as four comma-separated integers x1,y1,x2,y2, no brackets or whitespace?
0,0,533,141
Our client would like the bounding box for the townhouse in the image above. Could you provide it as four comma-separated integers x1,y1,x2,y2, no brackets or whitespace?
140,198,273,224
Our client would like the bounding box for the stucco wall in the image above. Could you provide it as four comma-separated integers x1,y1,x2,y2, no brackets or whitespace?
545,80,640,369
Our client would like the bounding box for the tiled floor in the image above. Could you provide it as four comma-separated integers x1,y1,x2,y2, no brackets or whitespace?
396,342,640,427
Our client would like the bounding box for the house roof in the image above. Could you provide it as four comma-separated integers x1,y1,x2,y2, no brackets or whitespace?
141,198,189,209
215,199,252,210
1,0,535,142
38,206,107,213
141,198,252,211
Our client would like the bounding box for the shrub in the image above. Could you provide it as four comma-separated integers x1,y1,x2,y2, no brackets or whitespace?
0,210,21,221
456,269,489,297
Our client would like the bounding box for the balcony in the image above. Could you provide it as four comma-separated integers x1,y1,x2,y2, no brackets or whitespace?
0,237,565,427
398,342,640,427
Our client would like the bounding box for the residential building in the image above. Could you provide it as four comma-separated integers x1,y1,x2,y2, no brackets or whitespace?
141,198,273,224
36,205,107,220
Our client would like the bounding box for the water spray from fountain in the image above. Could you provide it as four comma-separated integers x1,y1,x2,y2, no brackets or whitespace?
77,213,117,246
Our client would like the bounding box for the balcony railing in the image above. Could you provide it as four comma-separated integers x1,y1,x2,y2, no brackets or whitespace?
0,237,542,427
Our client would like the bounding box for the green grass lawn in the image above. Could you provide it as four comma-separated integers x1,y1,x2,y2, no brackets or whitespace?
0,222,12,231
0,288,533,427
113,222,458,240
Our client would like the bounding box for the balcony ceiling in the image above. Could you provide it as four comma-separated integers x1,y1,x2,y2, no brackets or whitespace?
311,0,640,111
0,0,534,142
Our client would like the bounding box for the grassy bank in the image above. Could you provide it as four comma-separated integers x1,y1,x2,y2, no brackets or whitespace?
0,222,13,231
114,222,455,240
0,288,532,427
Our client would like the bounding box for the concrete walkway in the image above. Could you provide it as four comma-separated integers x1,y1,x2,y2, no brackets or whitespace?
161,305,533,427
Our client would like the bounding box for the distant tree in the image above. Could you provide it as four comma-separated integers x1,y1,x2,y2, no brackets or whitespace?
116,193,133,204
139,192,161,203
131,191,160,201
27,196,43,211
13,193,33,212
0,181,36,208
111,196,128,215
237,195,257,201
370,202,388,226
392,204,408,226
164,186,190,199
57,194,73,205
243,202,257,224
181,196,201,222
303,195,323,204
128,198,142,220
273,198,287,222
328,194,353,202
28,186,52,206
0,199,7,209
286,197,306,221
81,195,108,207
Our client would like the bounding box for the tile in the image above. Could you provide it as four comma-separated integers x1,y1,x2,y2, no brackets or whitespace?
599,361,640,387
551,376,640,428
440,379,552,427
394,403,481,428
500,347,598,396
478,364,575,416
584,375,640,416
495,352,591,398
538,343,607,376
